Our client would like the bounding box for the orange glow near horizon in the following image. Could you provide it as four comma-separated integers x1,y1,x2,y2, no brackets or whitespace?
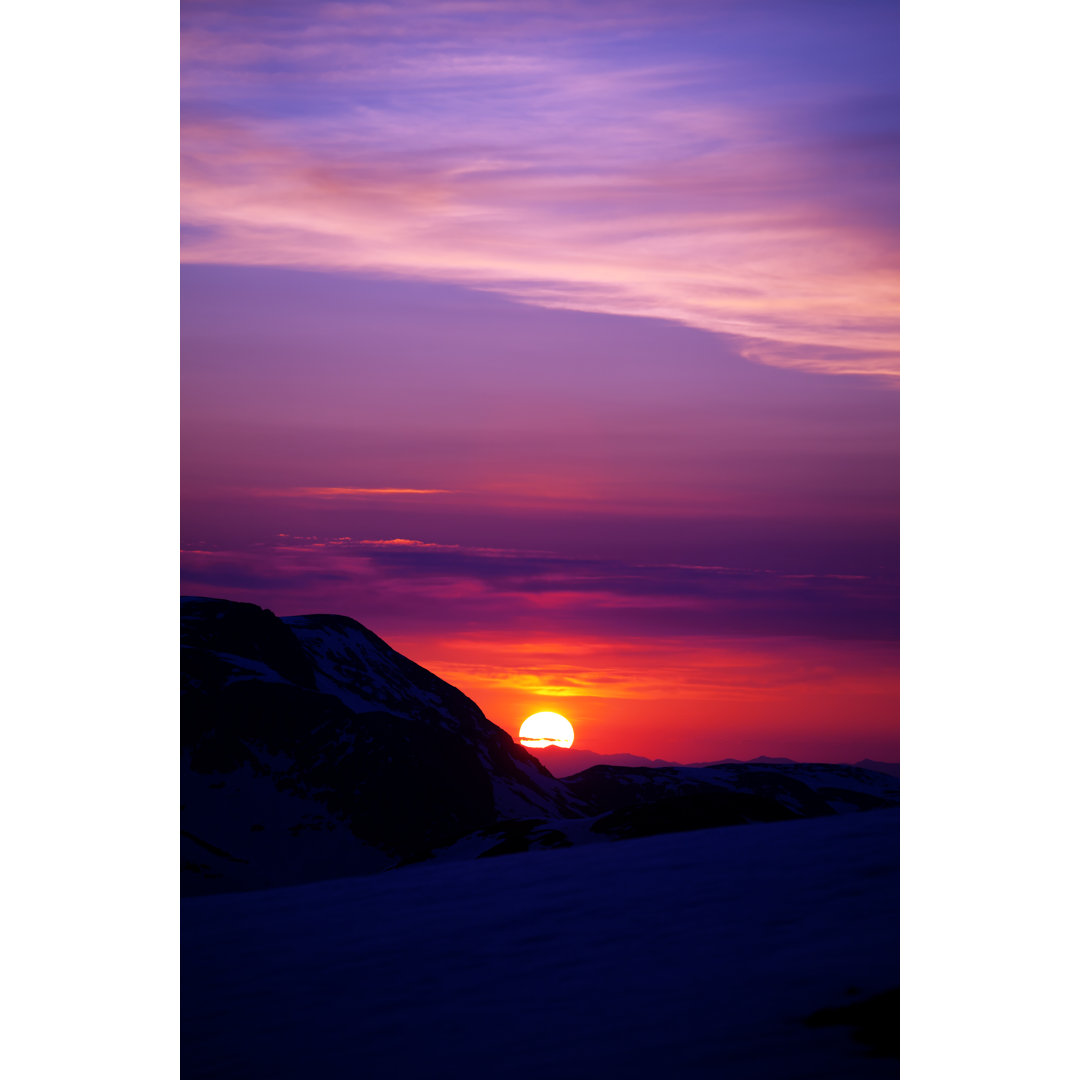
391,632,898,764
179,535,898,763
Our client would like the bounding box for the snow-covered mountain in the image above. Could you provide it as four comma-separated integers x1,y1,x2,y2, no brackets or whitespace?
181,597,581,894
569,761,898,813
437,760,900,858
569,761,898,838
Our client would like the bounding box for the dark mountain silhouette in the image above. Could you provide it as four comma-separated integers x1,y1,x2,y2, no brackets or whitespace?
181,597,580,894
456,761,900,855
531,745,898,778
567,762,898,816
526,746,683,775
182,597,900,893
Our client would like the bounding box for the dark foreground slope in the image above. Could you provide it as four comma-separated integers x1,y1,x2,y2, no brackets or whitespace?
181,597,579,894
183,808,899,1080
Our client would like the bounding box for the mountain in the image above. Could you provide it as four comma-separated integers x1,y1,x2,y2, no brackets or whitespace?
532,745,898,778
440,760,900,857
527,746,682,776
181,597,580,894
735,755,800,765
568,762,898,838
181,596,900,894
181,599,900,1076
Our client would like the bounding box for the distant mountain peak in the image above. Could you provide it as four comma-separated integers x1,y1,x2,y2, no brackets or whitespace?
528,745,898,779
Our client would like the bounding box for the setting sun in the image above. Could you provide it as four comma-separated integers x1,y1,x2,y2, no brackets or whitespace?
519,712,574,749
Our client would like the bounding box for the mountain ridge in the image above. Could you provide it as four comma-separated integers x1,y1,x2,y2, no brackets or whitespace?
181,597,899,895
181,596,581,894
529,745,900,779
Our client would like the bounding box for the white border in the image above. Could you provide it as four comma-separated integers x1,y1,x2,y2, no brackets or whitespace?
903,1,1079,1077
2,2,178,1077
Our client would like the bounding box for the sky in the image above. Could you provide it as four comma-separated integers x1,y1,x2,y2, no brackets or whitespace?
181,0,899,763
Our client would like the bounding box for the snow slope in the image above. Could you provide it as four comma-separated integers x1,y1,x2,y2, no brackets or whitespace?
183,809,899,1079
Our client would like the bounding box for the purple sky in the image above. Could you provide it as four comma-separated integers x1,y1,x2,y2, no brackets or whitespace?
181,1,899,762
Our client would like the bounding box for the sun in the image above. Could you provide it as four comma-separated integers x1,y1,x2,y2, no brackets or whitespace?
519,711,574,749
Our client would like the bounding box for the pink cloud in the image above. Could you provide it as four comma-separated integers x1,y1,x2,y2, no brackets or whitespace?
181,1,898,376
252,486,453,497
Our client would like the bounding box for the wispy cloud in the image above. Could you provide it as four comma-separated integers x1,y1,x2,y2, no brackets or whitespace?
252,486,453,497
178,529,898,759
180,533,898,641
423,631,896,703
181,0,898,376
